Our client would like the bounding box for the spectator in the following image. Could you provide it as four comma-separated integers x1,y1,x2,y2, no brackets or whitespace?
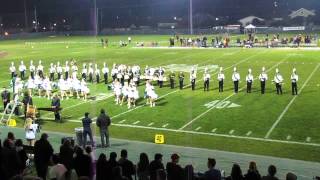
15,139,28,173
166,153,184,180
48,154,67,180
118,149,136,180
108,152,119,179
73,146,92,179
34,133,54,180
59,139,74,177
156,169,166,180
1,139,22,179
244,161,261,180
24,118,38,146
184,165,196,180
261,165,279,180
226,164,244,180
82,112,94,147
96,153,109,180
113,166,129,180
1,87,10,112
7,131,15,144
85,146,96,177
286,172,297,180
96,108,111,147
149,153,164,180
203,158,221,180
137,152,150,180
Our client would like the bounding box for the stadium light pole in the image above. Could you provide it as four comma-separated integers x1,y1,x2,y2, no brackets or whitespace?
23,0,28,30
189,0,193,35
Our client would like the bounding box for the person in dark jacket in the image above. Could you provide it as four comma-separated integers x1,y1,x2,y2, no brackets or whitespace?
82,112,94,147
34,133,54,180
203,158,221,180
73,146,92,178
137,152,150,180
96,153,109,180
22,92,33,118
166,153,184,180
15,139,28,174
1,139,23,180
244,161,261,180
1,87,10,112
261,165,279,180
118,149,135,180
59,139,74,177
108,152,119,179
226,164,244,180
149,153,164,180
96,109,111,147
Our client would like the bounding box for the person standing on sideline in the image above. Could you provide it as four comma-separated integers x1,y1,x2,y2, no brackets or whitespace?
291,68,298,95
273,68,283,95
51,94,61,121
82,112,94,147
217,67,225,92
232,67,240,93
96,109,111,147
179,72,184,90
1,87,10,111
246,68,253,93
259,67,268,94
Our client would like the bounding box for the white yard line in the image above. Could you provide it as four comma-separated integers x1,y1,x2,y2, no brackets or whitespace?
264,64,320,139
179,56,286,130
162,123,169,128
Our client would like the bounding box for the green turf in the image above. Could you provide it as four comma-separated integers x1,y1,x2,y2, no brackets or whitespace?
0,35,320,162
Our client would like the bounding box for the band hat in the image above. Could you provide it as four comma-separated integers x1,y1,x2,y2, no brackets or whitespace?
248,68,252,73
233,67,237,72
276,68,279,73
219,67,223,72
293,68,296,73
262,66,265,72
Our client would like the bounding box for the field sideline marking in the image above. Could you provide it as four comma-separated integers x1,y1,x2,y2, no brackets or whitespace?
111,50,267,120
264,63,320,139
179,56,286,130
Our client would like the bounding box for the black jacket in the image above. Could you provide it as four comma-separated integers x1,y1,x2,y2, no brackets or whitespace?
96,113,111,130
34,138,54,166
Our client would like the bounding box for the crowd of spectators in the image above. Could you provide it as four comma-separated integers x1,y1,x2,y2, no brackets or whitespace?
0,131,316,180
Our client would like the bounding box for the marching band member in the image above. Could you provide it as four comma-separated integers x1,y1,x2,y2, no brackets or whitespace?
179,72,184,90
169,71,175,89
120,83,129,106
43,76,52,99
113,79,122,105
117,70,124,86
203,69,210,91
95,64,100,83
14,77,24,96
66,76,73,97
158,67,165,88
232,67,240,93
26,76,35,97
246,68,254,93
72,77,81,99
81,63,87,80
217,67,225,92
58,77,68,100
128,84,139,108
71,62,78,79
49,63,56,81
34,74,43,97
19,61,26,80
291,68,298,95
29,60,35,79
64,61,70,80
56,62,63,80
102,63,109,84
144,65,150,81
80,79,90,100
147,84,158,107
88,63,94,83
111,64,118,81
190,67,197,91
9,62,16,78
274,68,283,95
37,60,44,78
259,67,268,94
132,65,140,86
124,70,130,84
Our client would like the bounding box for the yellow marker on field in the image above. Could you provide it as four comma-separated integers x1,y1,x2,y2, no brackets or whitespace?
7,119,17,127
155,134,165,144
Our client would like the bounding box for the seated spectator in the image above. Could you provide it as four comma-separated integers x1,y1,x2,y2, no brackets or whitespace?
261,165,279,180
286,172,297,180
137,152,150,180
73,146,92,179
118,149,135,180
15,139,28,174
113,166,129,180
226,164,244,180
203,158,221,180
149,153,164,180
96,153,109,180
244,161,261,180
108,152,119,179
34,133,54,180
166,153,184,180
48,154,67,180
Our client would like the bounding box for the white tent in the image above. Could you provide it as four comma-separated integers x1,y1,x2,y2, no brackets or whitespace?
244,24,256,29
239,16,264,26
289,8,315,19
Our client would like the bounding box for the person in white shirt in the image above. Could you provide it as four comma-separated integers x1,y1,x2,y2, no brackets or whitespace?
24,118,38,146
71,62,78,79
26,76,35,96
128,83,139,108
274,68,283,95
49,154,67,180
80,79,90,100
43,76,52,99
72,77,81,99
29,60,36,79
81,63,87,80
88,63,94,83
95,64,100,83
190,67,197,91
58,77,68,100
19,61,26,80
37,60,44,78
259,67,268,94
121,83,129,106
102,63,109,84
111,64,118,81
217,67,224,93
232,67,240,93
128,36,132,44
246,68,254,93
9,62,16,78
49,63,56,81
203,69,210,91
147,84,158,107
291,68,298,95
64,61,70,80
34,74,43,97
113,79,122,105
57,62,63,80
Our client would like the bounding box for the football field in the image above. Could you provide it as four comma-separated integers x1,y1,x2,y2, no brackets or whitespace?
0,35,320,162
